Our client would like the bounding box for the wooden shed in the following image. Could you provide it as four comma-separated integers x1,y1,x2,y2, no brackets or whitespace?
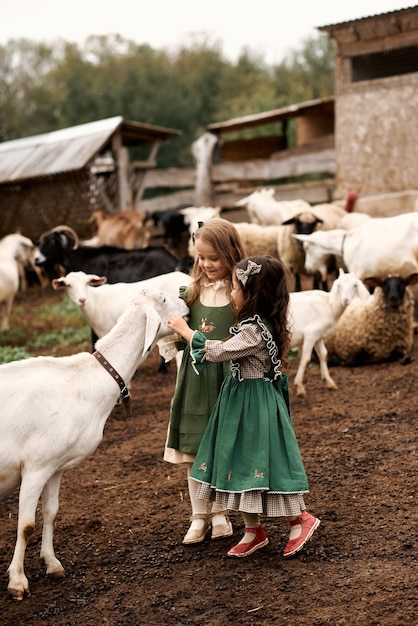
200,97,336,208
319,5,418,215
0,116,181,240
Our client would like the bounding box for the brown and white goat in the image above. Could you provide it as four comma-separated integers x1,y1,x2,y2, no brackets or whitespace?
87,209,151,249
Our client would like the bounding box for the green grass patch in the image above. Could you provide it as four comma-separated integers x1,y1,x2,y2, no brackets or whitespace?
0,346,33,364
0,294,91,362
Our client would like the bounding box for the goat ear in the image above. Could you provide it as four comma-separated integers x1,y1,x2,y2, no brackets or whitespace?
328,280,339,306
142,308,162,356
88,276,107,286
51,278,66,290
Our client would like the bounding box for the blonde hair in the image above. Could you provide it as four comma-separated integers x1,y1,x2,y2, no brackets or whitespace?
185,217,245,304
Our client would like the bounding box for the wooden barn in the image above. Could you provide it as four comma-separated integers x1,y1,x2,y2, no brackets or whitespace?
0,116,181,241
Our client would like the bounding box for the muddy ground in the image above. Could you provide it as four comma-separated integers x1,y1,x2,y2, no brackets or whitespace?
0,286,417,626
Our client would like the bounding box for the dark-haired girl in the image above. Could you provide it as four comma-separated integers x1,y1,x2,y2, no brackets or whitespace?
167,255,320,558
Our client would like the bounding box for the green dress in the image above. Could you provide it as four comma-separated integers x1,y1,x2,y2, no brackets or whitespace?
189,315,309,516
166,286,235,455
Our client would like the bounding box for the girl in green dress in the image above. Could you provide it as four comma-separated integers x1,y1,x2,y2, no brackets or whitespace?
164,218,245,544
167,255,320,558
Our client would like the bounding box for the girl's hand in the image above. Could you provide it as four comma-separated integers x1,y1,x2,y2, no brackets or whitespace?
167,316,193,341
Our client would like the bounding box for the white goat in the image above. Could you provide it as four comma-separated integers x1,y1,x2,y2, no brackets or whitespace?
289,268,370,397
235,189,311,226
338,212,371,230
0,233,34,330
179,206,222,257
0,289,189,600
52,270,192,379
295,212,418,281
51,270,192,340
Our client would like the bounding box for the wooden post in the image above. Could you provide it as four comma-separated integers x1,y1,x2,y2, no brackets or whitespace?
132,141,161,209
112,132,132,211
192,133,218,206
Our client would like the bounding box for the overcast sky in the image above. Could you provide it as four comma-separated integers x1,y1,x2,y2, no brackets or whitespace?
1,1,412,64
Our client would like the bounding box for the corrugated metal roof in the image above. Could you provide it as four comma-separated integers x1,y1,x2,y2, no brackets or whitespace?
318,6,415,32
205,97,334,134
0,116,181,184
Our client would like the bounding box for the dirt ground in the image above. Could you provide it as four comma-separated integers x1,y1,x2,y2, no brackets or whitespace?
0,286,417,626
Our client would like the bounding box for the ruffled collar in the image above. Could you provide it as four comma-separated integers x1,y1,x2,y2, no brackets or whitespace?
202,279,229,292
230,314,282,381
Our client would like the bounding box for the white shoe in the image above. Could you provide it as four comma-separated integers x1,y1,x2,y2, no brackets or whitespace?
182,514,211,545
211,512,233,540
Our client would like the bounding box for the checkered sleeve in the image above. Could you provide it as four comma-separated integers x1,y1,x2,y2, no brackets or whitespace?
203,324,263,362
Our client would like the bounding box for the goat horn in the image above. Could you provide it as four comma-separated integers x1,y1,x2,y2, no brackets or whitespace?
39,225,79,250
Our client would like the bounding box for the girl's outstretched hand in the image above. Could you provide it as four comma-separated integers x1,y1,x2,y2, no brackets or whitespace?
167,316,194,342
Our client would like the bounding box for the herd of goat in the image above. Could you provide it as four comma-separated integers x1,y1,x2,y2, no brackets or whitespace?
1,189,418,599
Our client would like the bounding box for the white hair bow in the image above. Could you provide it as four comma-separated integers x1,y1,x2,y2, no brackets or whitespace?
236,260,262,286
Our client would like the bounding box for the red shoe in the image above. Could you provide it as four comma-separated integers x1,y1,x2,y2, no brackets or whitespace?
227,526,269,558
283,511,320,557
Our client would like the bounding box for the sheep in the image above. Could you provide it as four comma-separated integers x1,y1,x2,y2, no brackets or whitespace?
229,222,282,258
294,212,418,282
227,208,341,291
0,289,189,600
288,268,371,397
235,189,312,225
294,203,347,229
0,233,34,330
273,203,347,291
278,219,318,291
325,273,418,366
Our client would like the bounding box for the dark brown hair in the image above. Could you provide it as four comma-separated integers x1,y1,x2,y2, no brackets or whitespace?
235,255,291,365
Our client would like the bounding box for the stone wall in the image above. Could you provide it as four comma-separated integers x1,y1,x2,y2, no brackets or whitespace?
335,73,418,213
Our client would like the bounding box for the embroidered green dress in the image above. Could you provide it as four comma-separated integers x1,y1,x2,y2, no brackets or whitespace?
189,315,309,517
165,283,235,458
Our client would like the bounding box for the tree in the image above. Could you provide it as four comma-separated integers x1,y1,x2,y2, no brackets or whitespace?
272,34,335,103
0,33,335,167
